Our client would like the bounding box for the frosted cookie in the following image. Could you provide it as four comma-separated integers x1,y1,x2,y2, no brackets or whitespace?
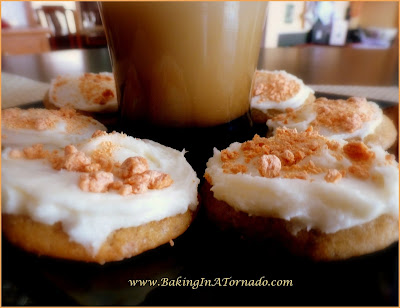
203,127,398,261
44,73,118,123
267,97,397,150
250,70,315,123
1,107,106,149
2,131,199,264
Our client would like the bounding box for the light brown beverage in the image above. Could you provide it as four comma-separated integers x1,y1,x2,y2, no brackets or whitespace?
99,2,267,127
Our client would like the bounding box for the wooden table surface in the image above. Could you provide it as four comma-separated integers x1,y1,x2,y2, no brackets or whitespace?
257,45,398,86
2,45,398,86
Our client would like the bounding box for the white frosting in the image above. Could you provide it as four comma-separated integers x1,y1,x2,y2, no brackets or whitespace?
205,140,398,234
49,72,118,113
2,119,106,149
2,133,199,255
251,70,314,112
267,100,383,141
2,122,106,148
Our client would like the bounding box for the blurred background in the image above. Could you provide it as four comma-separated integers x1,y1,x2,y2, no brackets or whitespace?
1,1,105,54
1,1,398,55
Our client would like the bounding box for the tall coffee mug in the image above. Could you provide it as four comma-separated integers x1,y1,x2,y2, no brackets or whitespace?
99,1,267,127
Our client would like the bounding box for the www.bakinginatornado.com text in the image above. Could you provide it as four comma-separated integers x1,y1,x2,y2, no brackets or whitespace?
128,276,293,289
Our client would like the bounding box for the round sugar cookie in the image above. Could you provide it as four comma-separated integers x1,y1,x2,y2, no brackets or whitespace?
203,127,399,261
44,72,118,125
2,131,200,263
3,210,195,264
250,70,315,123
202,181,398,261
267,97,395,150
1,107,106,149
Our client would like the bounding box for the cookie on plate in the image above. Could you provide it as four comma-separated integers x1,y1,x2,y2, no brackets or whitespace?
250,70,315,123
1,107,106,149
203,127,398,261
44,72,118,123
267,97,397,150
2,131,199,264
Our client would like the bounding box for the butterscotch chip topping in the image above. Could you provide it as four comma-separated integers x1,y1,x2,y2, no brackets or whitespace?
7,140,174,196
257,155,281,178
124,172,152,194
78,73,115,106
240,127,325,168
348,165,370,179
92,130,108,138
119,184,133,196
63,145,92,172
23,144,49,159
219,128,329,179
2,107,101,134
204,172,213,185
220,149,240,162
147,170,174,189
119,157,149,178
272,97,376,134
252,71,301,103
313,97,375,133
283,170,309,180
79,171,114,193
8,149,24,159
205,127,398,236
91,141,119,162
325,169,342,183
222,162,248,174
281,149,295,164
343,141,375,161
215,127,386,184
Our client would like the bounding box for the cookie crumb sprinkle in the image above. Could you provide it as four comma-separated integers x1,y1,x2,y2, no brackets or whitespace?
325,169,342,183
253,72,301,103
6,134,174,195
2,107,102,134
258,154,281,178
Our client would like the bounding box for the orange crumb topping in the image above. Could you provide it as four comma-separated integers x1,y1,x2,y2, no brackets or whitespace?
241,128,325,167
257,154,281,178
252,71,301,103
204,172,213,185
79,171,114,193
384,154,396,165
23,144,49,159
343,141,375,179
92,130,108,138
220,149,239,162
283,170,309,180
119,156,149,178
78,73,115,105
222,162,248,174
348,165,370,179
8,149,24,159
90,141,119,172
324,169,342,183
118,184,133,196
216,127,380,183
2,107,101,133
312,97,375,133
343,141,375,161
7,135,174,195
63,145,92,172
270,97,377,134
53,77,68,88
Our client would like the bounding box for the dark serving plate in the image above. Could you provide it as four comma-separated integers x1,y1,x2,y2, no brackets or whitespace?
2,93,398,306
